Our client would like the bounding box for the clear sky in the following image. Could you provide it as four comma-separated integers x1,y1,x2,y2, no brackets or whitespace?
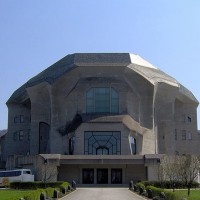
0,1,200,130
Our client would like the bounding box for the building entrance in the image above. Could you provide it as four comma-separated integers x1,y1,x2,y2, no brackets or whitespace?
82,169,94,184
111,169,122,184
97,169,108,184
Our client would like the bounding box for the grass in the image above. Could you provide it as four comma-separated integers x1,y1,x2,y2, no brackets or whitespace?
166,189,200,200
0,189,33,200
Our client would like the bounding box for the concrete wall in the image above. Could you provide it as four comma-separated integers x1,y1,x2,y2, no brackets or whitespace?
4,63,200,161
155,82,200,155
4,101,31,159
58,164,147,184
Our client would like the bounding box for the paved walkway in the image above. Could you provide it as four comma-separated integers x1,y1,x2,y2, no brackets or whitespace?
62,188,146,200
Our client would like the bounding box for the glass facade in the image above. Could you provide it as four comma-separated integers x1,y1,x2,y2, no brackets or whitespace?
86,87,119,113
84,131,121,155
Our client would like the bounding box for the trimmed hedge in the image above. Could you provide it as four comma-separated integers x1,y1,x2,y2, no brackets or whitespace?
135,182,145,190
142,180,199,189
146,186,164,197
145,185,182,200
10,181,64,189
10,182,70,200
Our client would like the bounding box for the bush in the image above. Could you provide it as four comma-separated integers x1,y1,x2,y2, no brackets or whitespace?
2,177,10,188
23,187,62,200
146,186,164,197
10,181,64,189
142,180,199,189
9,181,70,200
145,185,181,200
165,190,178,200
135,182,145,190
60,182,70,188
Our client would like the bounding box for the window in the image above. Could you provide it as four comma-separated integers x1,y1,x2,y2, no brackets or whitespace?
187,116,192,123
84,131,121,155
19,130,24,141
129,135,136,154
69,136,75,155
28,130,31,141
174,129,177,140
182,130,186,140
188,132,192,140
86,87,119,113
13,132,17,141
14,115,24,123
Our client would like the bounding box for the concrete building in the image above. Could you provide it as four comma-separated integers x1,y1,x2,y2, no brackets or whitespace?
0,130,6,170
2,53,200,185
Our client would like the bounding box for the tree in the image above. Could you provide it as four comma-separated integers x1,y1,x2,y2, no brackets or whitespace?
159,155,179,191
36,159,58,184
177,155,200,196
159,155,200,196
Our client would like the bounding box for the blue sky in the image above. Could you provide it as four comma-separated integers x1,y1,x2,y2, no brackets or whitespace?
0,1,200,130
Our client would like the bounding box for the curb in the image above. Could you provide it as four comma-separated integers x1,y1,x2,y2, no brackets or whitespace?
59,188,77,200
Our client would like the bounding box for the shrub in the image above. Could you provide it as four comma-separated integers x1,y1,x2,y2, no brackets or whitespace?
146,186,164,197
135,182,145,195
10,181,64,189
2,177,10,188
145,185,181,200
23,188,61,200
165,190,178,200
9,181,70,200
135,182,145,190
60,182,70,188
142,180,199,189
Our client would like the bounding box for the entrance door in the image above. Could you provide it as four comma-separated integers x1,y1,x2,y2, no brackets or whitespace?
97,169,108,184
111,169,122,184
82,169,94,184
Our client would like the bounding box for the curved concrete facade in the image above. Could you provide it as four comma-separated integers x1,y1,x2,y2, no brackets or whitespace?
3,53,200,184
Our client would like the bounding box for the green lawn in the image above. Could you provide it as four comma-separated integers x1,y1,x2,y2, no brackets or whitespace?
166,189,200,200
0,189,33,200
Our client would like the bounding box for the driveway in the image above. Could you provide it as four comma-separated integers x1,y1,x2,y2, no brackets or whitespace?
62,188,146,200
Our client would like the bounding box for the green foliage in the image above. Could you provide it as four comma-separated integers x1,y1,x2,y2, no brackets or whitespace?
6,181,70,200
173,189,200,200
142,180,199,189
23,189,44,200
60,182,70,189
135,182,145,190
164,190,179,200
0,190,32,200
146,186,164,197
145,185,185,200
23,188,61,200
10,181,64,189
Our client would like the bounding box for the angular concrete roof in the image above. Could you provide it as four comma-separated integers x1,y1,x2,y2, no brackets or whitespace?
7,53,198,104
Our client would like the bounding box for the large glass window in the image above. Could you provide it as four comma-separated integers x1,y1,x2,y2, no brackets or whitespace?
86,87,119,113
84,131,121,155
